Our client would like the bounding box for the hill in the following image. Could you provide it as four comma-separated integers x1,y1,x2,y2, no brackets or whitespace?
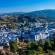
24,9,55,18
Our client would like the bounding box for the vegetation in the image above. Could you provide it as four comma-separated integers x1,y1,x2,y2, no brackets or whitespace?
9,41,18,52
0,15,55,55
7,32,55,55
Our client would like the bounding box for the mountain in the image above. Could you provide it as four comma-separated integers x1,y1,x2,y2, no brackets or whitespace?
0,9,55,17
24,9,55,18
0,9,55,22
0,12,25,16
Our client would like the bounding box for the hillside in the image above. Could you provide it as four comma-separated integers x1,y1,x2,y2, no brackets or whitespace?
24,9,55,18
1,9,55,18
0,9,55,29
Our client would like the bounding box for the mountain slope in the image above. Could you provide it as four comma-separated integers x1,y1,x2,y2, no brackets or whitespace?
1,9,55,17
25,10,55,18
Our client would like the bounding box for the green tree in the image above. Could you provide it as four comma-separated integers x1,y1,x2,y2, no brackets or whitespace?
51,33,55,51
38,46,43,53
43,40,52,53
9,41,18,52
27,41,38,51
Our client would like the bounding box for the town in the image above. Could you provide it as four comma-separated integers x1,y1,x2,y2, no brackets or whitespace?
0,15,55,55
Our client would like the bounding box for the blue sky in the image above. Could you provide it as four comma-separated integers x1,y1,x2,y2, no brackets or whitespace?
0,0,55,13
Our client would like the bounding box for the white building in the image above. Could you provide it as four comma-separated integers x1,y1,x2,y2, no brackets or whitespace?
35,23,49,41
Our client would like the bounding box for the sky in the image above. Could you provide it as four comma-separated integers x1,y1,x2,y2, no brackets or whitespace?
0,0,55,13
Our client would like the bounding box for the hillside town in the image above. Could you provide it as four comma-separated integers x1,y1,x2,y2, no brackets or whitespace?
0,15,55,55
